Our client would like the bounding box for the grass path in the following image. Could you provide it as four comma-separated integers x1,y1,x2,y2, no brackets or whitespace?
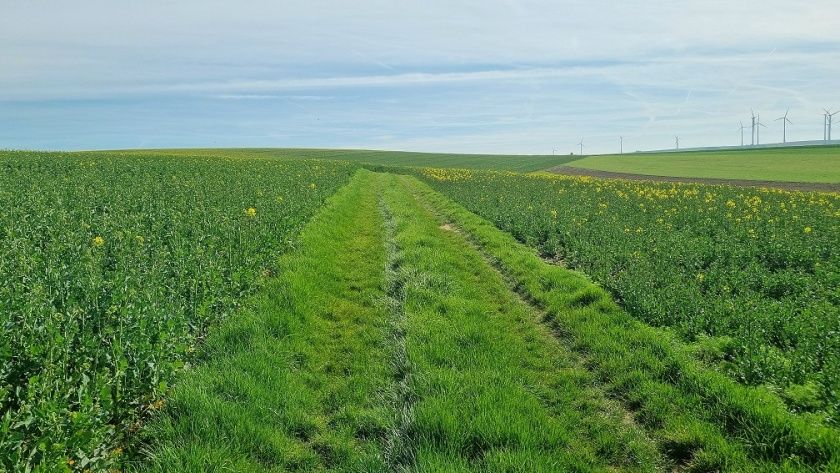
379,174,661,471
133,170,839,471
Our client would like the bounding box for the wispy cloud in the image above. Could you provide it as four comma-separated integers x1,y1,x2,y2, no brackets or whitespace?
1,0,839,153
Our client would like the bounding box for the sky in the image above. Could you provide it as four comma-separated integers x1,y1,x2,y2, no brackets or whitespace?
1,0,839,154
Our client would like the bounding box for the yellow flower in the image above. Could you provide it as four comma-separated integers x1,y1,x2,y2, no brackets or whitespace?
696,273,705,281
92,236,105,247
803,226,812,233
245,207,257,218
550,209,558,219
135,235,144,245
309,183,317,189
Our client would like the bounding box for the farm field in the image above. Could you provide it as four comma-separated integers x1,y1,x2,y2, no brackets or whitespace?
2,150,839,472
0,151,358,470
565,145,840,183
89,148,578,172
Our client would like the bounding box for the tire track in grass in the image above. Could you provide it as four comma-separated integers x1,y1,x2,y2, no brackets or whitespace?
379,173,663,472
133,170,396,472
399,174,840,472
380,197,419,472
435,210,662,467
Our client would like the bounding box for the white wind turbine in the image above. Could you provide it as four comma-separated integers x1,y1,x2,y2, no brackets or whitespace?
738,121,748,147
775,109,792,143
825,109,839,141
755,113,767,145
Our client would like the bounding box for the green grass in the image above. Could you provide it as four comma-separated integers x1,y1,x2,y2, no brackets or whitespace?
379,174,660,471
567,145,840,183
86,148,579,172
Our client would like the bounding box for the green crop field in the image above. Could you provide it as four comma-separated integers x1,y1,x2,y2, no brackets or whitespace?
91,148,578,172
567,145,840,183
2,149,839,472
0,151,358,470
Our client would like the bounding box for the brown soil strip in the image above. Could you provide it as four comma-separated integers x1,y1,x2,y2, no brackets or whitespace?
548,166,840,193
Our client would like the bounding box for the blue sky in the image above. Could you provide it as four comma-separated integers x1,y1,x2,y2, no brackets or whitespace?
1,0,839,154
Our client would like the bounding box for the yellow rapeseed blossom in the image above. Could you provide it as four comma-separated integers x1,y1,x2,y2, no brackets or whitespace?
309,182,317,189
804,226,812,233
245,207,257,218
92,236,105,247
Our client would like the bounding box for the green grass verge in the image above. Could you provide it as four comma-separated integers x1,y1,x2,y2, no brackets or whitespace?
567,146,840,183
380,174,661,471
401,175,840,471
133,170,393,471
84,148,578,172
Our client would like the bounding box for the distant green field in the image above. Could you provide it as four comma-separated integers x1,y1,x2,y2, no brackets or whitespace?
568,146,840,183
96,148,579,172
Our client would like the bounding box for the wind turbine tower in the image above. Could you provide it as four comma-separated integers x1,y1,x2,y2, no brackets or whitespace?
750,110,756,146
675,135,680,150
619,136,624,155
578,139,584,156
825,112,829,141
755,114,767,145
738,121,748,147
775,110,792,143
826,109,840,141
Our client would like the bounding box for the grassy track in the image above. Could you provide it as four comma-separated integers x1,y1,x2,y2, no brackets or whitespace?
86,148,578,171
137,170,666,471
380,174,661,471
567,146,840,183
134,169,840,471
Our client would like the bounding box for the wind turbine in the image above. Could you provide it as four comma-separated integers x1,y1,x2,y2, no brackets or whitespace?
825,109,840,141
738,121,748,147
674,135,680,150
755,114,767,145
775,109,792,143
578,139,584,156
619,136,624,155
824,111,829,141
750,110,756,146
552,147,557,156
